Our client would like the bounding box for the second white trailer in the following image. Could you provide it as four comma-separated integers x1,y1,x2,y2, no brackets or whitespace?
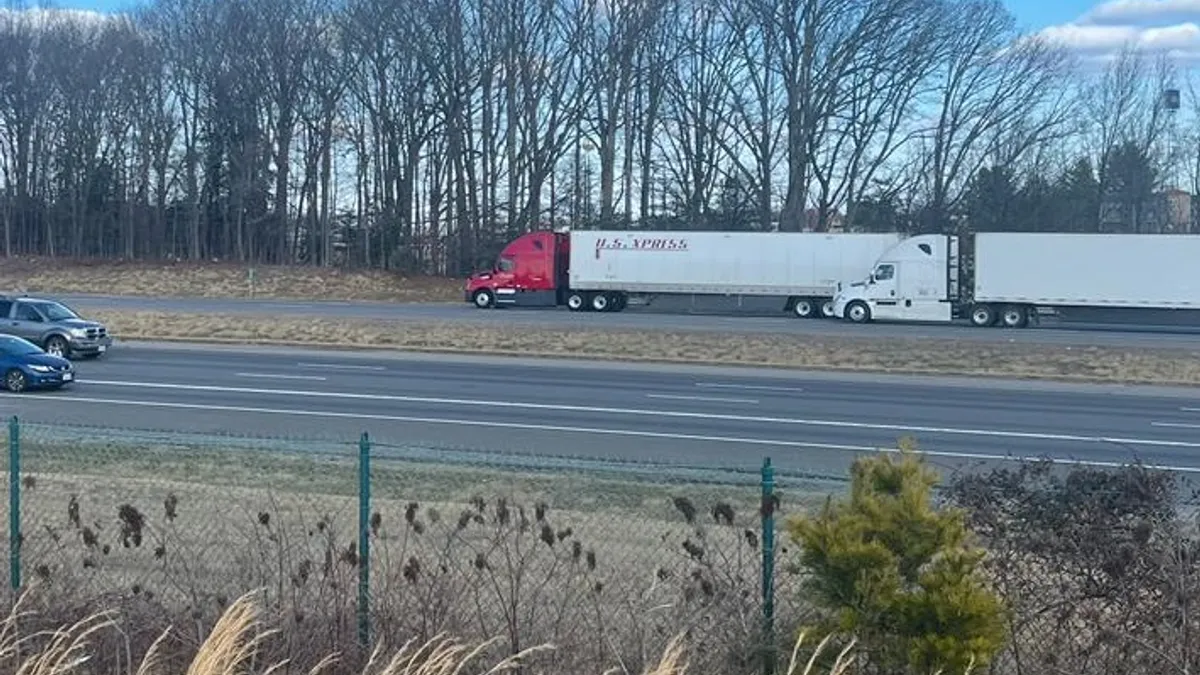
974,232,1200,309
566,230,904,317
831,231,1200,327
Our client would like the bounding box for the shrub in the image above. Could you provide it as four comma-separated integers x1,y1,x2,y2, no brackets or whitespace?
786,441,1007,674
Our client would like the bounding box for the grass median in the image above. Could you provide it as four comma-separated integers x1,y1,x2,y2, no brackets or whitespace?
88,308,1200,385
0,256,463,302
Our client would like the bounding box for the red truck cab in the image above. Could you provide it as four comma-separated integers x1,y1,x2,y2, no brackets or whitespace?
465,230,571,308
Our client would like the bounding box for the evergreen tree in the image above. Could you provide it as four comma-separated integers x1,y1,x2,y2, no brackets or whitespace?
788,443,1008,674
962,167,1018,232
1057,158,1101,232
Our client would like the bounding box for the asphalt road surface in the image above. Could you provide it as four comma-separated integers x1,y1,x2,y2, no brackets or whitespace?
5,342,1200,483
54,293,1200,350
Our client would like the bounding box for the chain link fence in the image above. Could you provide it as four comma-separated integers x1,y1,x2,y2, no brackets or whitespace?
0,416,844,674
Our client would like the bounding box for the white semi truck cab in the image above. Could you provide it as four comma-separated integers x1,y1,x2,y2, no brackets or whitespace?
831,234,961,324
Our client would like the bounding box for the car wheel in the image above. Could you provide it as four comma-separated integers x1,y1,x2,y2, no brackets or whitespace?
44,335,68,358
5,369,26,393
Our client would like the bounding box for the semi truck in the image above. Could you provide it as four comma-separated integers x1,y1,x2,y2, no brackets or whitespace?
464,229,904,317
830,231,1200,327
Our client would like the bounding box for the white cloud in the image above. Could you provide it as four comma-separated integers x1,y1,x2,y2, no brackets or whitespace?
1034,0,1200,66
1081,0,1200,26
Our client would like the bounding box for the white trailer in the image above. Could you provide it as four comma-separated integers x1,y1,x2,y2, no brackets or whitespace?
566,230,905,317
831,232,1200,327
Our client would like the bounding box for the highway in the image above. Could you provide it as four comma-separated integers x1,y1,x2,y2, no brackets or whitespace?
5,342,1200,481
56,293,1200,350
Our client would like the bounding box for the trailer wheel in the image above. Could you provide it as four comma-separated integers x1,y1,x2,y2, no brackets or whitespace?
845,301,871,323
590,292,612,312
1000,305,1028,328
471,289,496,309
566,291,587,311
791,297,816,318
610,293,628,312
969,304,997,327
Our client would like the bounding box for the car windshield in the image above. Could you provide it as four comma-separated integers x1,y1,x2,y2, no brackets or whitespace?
33,301,79,321
0,337,42,356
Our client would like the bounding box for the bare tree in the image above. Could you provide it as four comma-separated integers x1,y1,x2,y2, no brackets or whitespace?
769,0,878,231
507,0,595,232
918,0,1071,232
711,0,784,230
657,0,735,225
809,0,941,231
0,8,54,255
1080,46,1178,232
582,0,665,225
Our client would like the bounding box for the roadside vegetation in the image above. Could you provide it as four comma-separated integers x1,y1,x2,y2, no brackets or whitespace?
5,431,1195,675
0,258,462,303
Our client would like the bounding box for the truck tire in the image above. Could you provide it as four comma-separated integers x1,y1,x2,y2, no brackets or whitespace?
471,289,496,309
566,291,587,312
969,304,997,327
611,294,628,312
791,297,816,318
1000,305,1028,328
845,301,871,323
590,293,612,312
820,299,836,318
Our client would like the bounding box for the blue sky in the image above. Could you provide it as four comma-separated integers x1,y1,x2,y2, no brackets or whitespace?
1009,0,1106,30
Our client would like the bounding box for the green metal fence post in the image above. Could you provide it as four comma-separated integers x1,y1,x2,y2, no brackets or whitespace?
9,416,20,591
761,456,776,675
357,431,371,649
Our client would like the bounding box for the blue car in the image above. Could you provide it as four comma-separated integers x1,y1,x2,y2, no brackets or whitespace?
0,335,75,392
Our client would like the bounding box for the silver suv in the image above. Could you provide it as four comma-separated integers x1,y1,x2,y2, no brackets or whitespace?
0,295,112,359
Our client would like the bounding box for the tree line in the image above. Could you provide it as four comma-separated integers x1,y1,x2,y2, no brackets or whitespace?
0,0,1191,274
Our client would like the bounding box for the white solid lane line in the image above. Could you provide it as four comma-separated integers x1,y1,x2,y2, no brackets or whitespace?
24,393,1200,473
65,379,1200,450
645,393,759,404
236,372,328,381
695,382,805,394
296,362,387,371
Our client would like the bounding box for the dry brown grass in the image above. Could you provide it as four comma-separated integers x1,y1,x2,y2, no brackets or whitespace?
12,433,808,675
0,588,868,675
91,308,1200,385
0,257,462,302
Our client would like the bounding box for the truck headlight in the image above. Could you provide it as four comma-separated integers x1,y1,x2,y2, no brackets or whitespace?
69,328,88,338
